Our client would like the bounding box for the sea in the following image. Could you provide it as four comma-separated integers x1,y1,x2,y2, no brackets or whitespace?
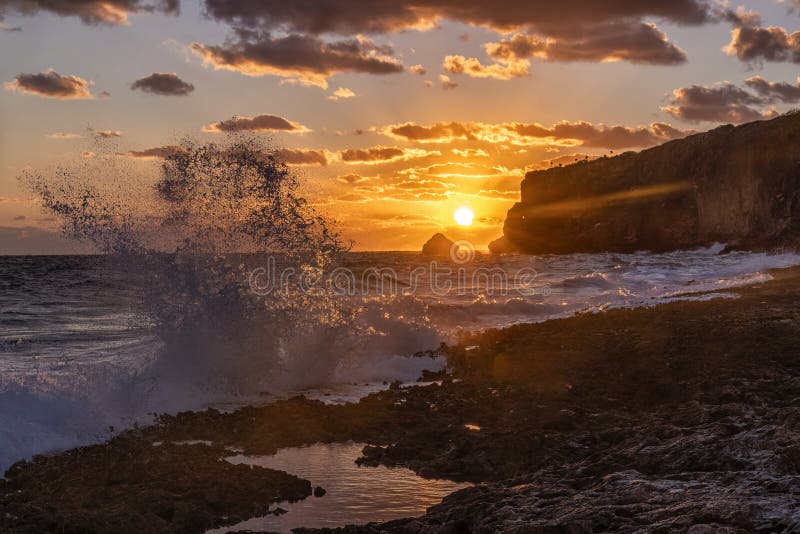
3,247,800,476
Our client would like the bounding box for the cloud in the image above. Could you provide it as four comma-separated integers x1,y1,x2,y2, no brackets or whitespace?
663,82,778,123
339,146,440,164
352,178,454,202
0,0,178,26
439,74,458,90
202,114,310,133
444,21,686,81
337,173,370,184
93,129,123,138
380,120,691,148
4,70,94,99
125,145,186,159
191,33,404,88
131,72,195,96
46,132,82,139
475,189,519,200
202,1,714,71
488,22,687,65
443,55,529,80
724,19,800,64
409,64,426,75
399,162,521,179
744,75,800,103
452,148,489,158
275,148,329,166
201,1,716,36
327,86,356,100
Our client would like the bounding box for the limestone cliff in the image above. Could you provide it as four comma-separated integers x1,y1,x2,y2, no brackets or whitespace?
491,113,800,254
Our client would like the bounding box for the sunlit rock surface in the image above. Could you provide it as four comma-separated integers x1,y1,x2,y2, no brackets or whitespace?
492,113,800,254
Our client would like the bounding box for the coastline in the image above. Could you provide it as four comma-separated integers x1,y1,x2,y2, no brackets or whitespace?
4,266,800,532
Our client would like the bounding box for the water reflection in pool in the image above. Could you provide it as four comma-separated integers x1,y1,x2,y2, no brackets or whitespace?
209,441,470,532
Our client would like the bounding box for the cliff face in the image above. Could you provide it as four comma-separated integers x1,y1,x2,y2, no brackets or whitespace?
491,113,800,254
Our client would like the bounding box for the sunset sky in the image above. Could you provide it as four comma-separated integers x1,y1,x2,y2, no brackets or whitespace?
3,0,800,252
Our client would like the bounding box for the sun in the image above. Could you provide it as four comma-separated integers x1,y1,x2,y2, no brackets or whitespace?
454,206,474,226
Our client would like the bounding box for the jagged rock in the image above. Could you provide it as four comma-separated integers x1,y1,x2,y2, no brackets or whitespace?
495,112,800,254
421,233,454,256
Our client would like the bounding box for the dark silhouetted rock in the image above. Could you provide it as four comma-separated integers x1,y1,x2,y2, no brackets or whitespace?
313,486,326,497
495,112,800,254
422,233,455,256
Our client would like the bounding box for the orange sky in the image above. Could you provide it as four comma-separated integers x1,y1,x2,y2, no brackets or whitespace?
2,1,800,252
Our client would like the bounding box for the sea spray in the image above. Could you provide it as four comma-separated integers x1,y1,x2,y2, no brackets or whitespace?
0,136,442,471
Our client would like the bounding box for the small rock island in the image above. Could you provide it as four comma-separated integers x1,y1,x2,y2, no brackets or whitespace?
421,233,455,256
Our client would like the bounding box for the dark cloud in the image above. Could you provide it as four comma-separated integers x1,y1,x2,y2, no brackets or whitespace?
131,72,195,96
663,83,778,123
4,70,93,99
0,0,178,25
125,145,186,158
725,24,800,63
487,22,687,65
202,1,718,69
744,75,800,103
723,11,800,65
202,0,715,35
202,114,309,133
191,33,404,88
275,148,329,166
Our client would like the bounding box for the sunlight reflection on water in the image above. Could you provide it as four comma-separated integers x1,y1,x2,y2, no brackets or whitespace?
207,441,470,533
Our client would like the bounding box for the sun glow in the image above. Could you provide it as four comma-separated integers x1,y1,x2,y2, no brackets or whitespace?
454,206,474,226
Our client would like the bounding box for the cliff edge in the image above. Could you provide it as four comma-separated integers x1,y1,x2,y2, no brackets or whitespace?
490,113,800,254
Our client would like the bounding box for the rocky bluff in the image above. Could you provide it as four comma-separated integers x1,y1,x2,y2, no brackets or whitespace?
490,113,800,254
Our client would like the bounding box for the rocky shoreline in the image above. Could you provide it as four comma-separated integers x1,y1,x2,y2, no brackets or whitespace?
4,268,800,532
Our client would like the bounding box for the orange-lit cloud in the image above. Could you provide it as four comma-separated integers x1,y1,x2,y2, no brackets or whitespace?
327,87,356,101
4,70,94,99
337,173,370,184
46,132,82,139
443,54,529,80
191,34,404,89
381,120,690,149
483,23,687,66
0,0,178,26
399,162,521,179
276,148,330,166
451,148,489,158
202,114,310,133
339,146,440,164
92,129,123,138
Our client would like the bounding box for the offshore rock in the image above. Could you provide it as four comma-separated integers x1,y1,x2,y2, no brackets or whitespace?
421,233,455,256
